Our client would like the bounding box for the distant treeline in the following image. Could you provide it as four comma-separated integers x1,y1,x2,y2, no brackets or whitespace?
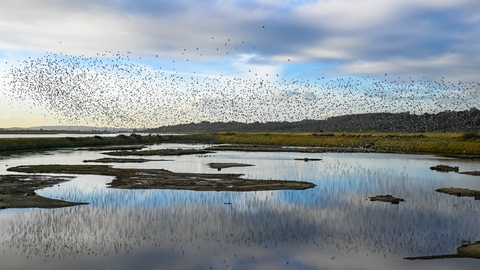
147,108,480,133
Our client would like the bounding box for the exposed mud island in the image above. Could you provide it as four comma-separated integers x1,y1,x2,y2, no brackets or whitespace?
0,174,88,209
2,163,315,210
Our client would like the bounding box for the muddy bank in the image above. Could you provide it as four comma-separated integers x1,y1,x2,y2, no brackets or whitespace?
208,145,377,153
430,165,459,172
294,158,322,161
369,195,405,204
0,175,88,209
435,153,480,159
435,187,480,199
85,145,146,151
103,148,215,156
205,145,375,153
208,163,254,170
459,171,480,176
404,241,480,260
7,164,316,192
83,158,173,163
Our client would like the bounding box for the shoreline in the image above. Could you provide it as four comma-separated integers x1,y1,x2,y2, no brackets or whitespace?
0,132,478,158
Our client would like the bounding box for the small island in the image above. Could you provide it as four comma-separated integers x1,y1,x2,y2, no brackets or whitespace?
7,164,316,191
369,194,405,204
83,158,173,163
103,148,215,156
430,165,459,172
207,163,254,170
435,187,480,200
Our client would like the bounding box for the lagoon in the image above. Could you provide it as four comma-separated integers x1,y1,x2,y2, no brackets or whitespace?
1,143,479,269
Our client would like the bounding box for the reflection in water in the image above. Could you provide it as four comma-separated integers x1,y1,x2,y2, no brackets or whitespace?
0,146,480,269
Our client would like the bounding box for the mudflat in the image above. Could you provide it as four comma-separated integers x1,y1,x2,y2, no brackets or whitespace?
0,175,88,209
7,164,316,192
207,163,254,169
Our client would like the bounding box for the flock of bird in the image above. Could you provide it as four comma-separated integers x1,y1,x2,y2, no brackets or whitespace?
1,33,479,128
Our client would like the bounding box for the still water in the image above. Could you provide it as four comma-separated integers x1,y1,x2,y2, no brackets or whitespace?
0,143,479,269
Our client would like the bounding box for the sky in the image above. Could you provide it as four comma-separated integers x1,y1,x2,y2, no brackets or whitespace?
0,0,479,128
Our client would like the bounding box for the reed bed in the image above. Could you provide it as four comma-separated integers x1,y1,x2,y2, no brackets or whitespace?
213,132,480,156
1,132,479,157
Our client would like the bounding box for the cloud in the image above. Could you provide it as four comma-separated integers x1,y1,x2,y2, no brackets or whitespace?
330,53,480,80
1,0,478,69
1,0,480,126
0,114,58,128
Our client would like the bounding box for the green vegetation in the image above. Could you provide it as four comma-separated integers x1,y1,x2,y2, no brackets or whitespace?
211,132,480,157
0,134,218,153
460,132,480,140
0,134,160,152
1,132,480,157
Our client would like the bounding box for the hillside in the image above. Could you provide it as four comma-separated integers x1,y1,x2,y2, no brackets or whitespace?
147,108,480,133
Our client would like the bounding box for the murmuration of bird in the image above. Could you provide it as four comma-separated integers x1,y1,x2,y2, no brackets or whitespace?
1,26,479,128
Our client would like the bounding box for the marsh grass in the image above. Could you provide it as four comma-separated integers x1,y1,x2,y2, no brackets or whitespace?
0,134,165,152
212,132,480,156
1,132,479,156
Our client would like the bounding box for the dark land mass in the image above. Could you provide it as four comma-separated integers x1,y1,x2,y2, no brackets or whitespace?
435,188,480,199
208,163,254,170
206,145,374,153
0,175,88,209
430,165,459,172
85,145,145,151
459,171,480,176
103,148,215,156
369,195,405,204
7,165,316,192
146,108,480,133
404,241,480,260
83,158,173,163
294,158,322,161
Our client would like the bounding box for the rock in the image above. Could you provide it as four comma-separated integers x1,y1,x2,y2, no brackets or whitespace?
430,165,459,172
369,194,405,204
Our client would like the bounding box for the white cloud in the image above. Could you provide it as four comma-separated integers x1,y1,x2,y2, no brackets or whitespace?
331,53,480,81
1,0,480,126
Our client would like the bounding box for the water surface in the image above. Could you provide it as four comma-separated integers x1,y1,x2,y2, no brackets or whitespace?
1,144,479,269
